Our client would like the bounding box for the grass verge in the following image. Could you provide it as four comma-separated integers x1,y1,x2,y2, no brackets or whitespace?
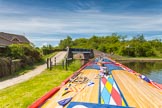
0,60,81,108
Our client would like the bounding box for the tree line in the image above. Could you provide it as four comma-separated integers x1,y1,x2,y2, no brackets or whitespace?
58,34,162,57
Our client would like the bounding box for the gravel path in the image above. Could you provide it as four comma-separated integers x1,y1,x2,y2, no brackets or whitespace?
0,51,67,90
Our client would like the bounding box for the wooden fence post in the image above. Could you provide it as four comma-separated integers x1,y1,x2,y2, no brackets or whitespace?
50,58,52,70
9,58,12,74
65,58,68,71
47,58,49,69
55,57,56,66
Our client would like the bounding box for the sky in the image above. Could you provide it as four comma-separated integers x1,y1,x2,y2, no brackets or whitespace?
0,0,162,47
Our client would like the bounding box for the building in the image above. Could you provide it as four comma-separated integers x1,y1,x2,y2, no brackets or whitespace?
0,32,30,54
0,32,30,48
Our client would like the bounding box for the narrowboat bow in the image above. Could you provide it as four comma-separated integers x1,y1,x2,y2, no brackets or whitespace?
29,57,162,108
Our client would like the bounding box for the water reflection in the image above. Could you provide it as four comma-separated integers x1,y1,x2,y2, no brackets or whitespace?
121,61,162,84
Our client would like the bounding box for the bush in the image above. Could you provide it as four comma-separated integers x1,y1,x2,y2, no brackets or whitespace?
6,44,42,62
6,44,24,59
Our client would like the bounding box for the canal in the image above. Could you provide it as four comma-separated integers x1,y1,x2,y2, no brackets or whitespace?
121,61,162,84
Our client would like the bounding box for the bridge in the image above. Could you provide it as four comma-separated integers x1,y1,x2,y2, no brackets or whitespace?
67,48,94,60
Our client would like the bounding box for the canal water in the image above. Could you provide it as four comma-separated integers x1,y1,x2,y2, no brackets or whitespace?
121,61,162,84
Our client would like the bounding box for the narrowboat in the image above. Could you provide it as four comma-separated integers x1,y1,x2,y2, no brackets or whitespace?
29,57,162,108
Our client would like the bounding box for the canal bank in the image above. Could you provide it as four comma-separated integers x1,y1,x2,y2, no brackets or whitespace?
116,58,162,62
107,54,162,62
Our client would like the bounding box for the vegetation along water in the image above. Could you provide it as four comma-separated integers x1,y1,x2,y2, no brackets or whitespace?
58,34,162,57
58,34,162,84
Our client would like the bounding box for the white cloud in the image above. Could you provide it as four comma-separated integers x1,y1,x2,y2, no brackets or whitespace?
146,35,162,40
0,2,162,34
42,42,47,46
30,38,60,42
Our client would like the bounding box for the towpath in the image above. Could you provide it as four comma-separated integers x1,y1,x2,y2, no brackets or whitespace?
0,51,67,90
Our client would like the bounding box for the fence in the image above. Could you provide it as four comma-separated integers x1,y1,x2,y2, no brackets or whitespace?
0,58,21,77
0,57,35,78
46,57,73,71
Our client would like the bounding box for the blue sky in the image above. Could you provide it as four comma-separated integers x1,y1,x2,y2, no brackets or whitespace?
0,0,162,46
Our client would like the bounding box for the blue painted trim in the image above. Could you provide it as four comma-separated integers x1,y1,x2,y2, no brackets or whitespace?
67,102,133,108
98,76,101,104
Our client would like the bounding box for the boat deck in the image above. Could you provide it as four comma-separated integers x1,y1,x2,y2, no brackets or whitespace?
40,69,162,108
112,70,162,108
41,69,99,108
31,56,162,108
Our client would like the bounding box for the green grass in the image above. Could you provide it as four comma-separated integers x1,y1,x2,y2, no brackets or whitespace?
0,60,81,108
0,52,57,81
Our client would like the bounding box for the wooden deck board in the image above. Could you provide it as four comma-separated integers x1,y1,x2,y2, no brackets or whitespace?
112,70,162,108
41,69,99,108
72,70,99,103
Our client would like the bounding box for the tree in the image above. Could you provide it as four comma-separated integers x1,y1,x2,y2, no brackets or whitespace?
56,34,162,57
98,44,107,52
59,36,73,49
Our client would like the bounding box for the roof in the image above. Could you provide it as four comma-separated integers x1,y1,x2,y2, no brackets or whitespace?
0,36,12,46
0,32,30,43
